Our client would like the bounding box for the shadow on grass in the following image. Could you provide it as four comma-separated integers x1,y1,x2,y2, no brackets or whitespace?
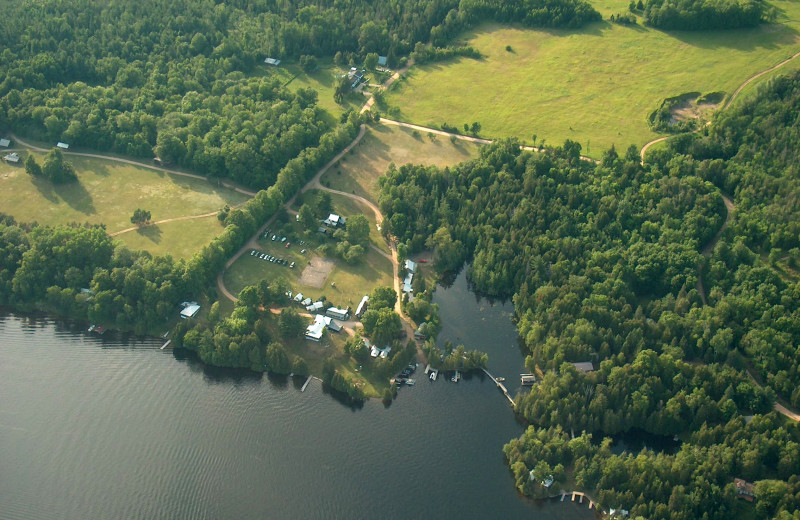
59,180,96,215
136,223,163,244
659,22,799,51
31,175,60,204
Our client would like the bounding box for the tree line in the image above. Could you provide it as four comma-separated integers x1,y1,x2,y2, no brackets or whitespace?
377,69,800,517
639,0,768,30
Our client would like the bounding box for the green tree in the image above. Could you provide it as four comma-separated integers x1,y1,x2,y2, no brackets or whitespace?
369,286,397,311
279,308,305,339
345,214,370,246
298,203,317,229
24,155,42,177
130,208,151,226
42,149,77,183
361,307,401,345
364,52,379,70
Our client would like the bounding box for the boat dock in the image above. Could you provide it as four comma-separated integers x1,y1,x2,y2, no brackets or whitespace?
481,368,516,409
560,491,596,511
301,376,321,392
160,339,171,350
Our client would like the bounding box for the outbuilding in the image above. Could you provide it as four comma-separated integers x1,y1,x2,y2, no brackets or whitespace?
355,295,369,318
293,292,304,303
4,152,20,164
180,303,201,319
377,56,388,67
404,259,417,273
572,361,594,374
326,306,349,320
56,142,69,150
264,57,281,66
0,138,10,148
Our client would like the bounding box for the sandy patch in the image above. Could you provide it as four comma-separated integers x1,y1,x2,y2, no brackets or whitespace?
299,256,335,288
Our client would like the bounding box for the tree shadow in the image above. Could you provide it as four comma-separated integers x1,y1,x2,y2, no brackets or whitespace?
58,180,96,215
30,176,60,204
655,22,799,51
136,224,163,244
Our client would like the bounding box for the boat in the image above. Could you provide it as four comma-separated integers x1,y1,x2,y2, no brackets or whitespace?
429,371,438,381
406,379,415,386
496,377,505,382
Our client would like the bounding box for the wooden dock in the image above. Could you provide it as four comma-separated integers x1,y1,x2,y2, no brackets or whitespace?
481,368,516,409
301,376,313,392
159,339,171,350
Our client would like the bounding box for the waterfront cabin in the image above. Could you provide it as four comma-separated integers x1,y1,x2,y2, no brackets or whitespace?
56,142,69,150
520,374,536,386
572,361,594,374
355,295,369,318
180,303,201,319
0,138,10,147
326,306,349,320
305,315,327,341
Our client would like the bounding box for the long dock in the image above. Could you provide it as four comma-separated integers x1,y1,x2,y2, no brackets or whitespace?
300,376,322,392
159,339,171,350
481,368,516,409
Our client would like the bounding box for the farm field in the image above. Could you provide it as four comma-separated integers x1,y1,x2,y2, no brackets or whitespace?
320,123,481,202
0,151,248,256
384,0,800,158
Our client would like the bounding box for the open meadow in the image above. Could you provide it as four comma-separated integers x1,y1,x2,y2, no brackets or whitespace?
320,123,481,202
0,151,249,257
384,0,800,158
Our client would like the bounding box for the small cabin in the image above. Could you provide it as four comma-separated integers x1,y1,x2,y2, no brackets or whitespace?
3,152,20,164
180,303,201,319
326,306,349,321
0,138,10,148
56,142,69,150
377,56,388,67
264,57,281,66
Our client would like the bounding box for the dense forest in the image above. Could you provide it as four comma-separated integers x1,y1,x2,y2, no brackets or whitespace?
642,0,768,30
378,70,800,517
0,0,599,189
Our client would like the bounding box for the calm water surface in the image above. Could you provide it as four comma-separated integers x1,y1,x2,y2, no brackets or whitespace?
1,278,594,520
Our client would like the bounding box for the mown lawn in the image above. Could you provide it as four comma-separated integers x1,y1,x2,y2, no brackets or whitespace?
223,241,393,310
0,151,248,234
384,0,800,158
320,123,481,202
114,216,227,260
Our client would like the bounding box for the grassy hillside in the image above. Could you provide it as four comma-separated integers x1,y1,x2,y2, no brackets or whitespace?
0,151,248,256
321,123,481,202
384,0,800,157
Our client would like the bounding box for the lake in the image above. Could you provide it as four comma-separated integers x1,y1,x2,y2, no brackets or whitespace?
0,275,594,520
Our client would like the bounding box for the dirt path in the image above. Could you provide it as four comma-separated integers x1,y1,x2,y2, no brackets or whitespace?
8,133,257,197
696,195,735,305
745,368,800,422
360,59,414,114
109,211,220,236
640,49,800,162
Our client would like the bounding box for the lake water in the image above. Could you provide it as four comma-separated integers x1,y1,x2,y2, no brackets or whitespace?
0,277,594,520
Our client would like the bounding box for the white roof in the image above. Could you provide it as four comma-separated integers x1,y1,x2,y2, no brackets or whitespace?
4,153,19,162
403,282,413,293
306,301,324,312
377,56,388,66
180,304,201,318
404,259,417,273
301,297,312,306
264,57,281,65
56,142,69,149
293,293,304,302
0,138,10,147
326,306,348,316
327,213,340,224
306,314,327,339
403,273,413,285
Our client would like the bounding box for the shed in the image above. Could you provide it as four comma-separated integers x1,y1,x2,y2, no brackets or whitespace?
180,304,201,319
4,152,20,163
355,295,369,318
572,361,594,373
264,57,281,66
520,374,536,386
301,297,312,306
377,56,388,67
327,319,342,333
306,301,324,313
0,138,10,147
404,259,417,273
56,142,69,149
293,292,304,303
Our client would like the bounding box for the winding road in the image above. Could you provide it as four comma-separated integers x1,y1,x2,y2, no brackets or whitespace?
640,49,800,162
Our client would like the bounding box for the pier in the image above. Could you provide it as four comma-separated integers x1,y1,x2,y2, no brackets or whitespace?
481,368,516,409
301,376,321,392
561,491,596,511
159,339,171,350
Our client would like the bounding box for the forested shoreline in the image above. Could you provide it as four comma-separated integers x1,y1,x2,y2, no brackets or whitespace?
378,71,800,518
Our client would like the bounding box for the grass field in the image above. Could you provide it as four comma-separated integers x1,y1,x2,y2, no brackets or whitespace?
384,0,800,158
260,59,363,121
114,216,227,259
224,242,393,309
320,123,481,202
0,151,248,255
